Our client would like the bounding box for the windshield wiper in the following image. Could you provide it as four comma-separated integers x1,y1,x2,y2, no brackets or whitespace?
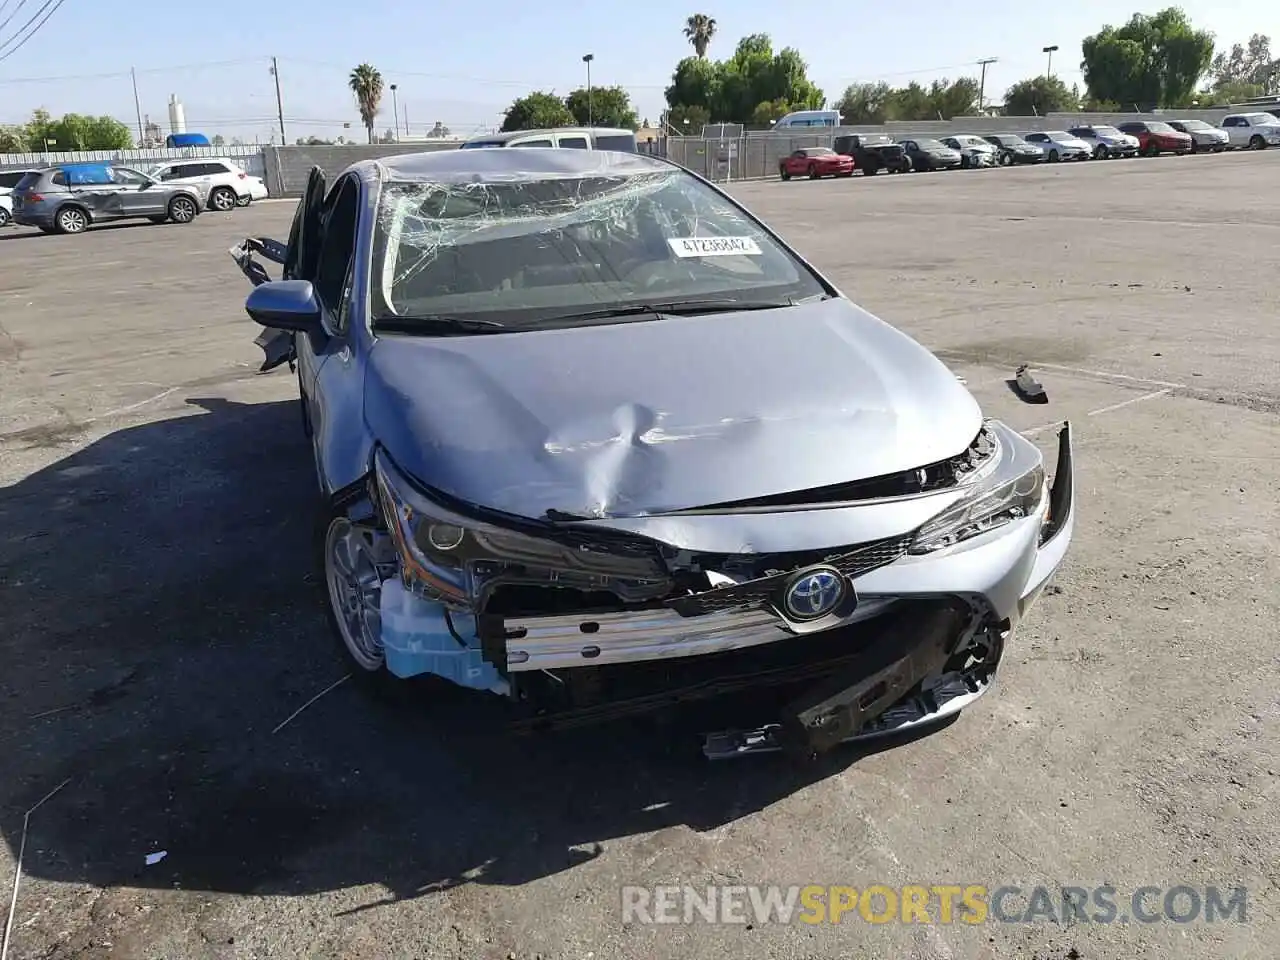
375,315,508,336
551,297,806,325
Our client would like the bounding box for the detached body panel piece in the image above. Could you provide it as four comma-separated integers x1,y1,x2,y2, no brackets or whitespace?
233,151,1076,757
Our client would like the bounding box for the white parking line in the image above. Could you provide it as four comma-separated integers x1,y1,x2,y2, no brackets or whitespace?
1085,388,1172,417
1022,360,1186,390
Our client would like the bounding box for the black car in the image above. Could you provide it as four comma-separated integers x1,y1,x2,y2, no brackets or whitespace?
833,134,911,175
981,134,1047,165
897,138,962,171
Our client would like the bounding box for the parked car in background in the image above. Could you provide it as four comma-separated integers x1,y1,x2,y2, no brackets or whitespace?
460,127,638,151
229,150,1074,760
1219,113,1280,150
778,147,854,180
832,134,910,175
898,138,962,171
1115,121,1193,156
0,192,11,227
10,163,205,234
1066,125,1140,159
146,157,267,211
940,135,998,168
1165,120,1229,152
0,168,40,193
981,135,1045,165
1023,131,1092,162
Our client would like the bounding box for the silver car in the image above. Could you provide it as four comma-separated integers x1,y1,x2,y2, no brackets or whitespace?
230,148,1075,759
1166,119,1230,153
9,163,206,234
1066,125,1140,159
1023,131,1092,162
940,135,999,168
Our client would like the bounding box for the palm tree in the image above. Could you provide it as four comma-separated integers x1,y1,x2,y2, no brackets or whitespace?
348,63,384,144
684,14,717,58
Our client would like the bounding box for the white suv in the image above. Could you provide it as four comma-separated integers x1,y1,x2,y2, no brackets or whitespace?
1220,113,1280,150
145,158,268,211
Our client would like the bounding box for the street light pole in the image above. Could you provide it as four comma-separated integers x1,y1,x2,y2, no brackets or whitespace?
582,53,594,125
390,84,399,141
1043,45,1059,80
977,57,998,114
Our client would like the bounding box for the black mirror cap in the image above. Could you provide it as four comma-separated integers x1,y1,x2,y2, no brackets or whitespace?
245,279,322,332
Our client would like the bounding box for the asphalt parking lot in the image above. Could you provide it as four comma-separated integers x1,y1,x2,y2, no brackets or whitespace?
1,154,1278,960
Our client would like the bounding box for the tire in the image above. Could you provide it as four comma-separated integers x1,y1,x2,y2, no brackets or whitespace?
208,186,237,212
1095,145,1109,160
1189,142,1198,154
999,152,1013,166
807,163,819,180
54,205,88,234
236,194,252,207
1250,135,1266,150
863,162,879,176
779,167,791,181
1048,149,1059,163
167,194,198,223
0,206,9,227
316,504,402,700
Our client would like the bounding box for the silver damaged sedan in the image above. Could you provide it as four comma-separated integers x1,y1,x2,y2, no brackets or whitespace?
232,148,1075,759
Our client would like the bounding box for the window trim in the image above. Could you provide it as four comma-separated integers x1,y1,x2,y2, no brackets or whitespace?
313,175,361,335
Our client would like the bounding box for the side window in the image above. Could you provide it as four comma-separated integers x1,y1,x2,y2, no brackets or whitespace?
313,178,360,328
510,138,553,148
557,136,589,149
51,171,67,186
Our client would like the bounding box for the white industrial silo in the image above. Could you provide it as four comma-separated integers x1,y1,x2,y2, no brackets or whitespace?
168,94,186,135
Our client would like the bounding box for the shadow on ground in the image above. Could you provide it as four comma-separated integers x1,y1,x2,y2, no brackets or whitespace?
0,397,946,908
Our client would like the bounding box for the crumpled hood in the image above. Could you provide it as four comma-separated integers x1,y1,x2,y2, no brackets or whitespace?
363,297,982,519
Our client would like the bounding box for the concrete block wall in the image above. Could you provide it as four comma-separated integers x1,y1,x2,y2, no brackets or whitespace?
262,141,462,197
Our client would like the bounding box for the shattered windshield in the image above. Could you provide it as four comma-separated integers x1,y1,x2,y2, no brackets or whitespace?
370,168,827,331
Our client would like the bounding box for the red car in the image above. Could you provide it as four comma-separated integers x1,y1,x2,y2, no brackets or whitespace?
779,147,855,180
1116,120,1193,156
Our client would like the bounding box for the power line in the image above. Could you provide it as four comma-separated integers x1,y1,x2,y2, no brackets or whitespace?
0,57,270,84
0,0,68,64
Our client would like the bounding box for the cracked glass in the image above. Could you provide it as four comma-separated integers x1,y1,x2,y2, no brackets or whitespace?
368,162,826,332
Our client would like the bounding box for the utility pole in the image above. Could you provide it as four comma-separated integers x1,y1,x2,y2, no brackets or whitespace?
390,84,399,140
1043,45,1059,80
403,103,409,138
270,57,286,144
582,53,594,125
976,57,998,114
130,67,144,147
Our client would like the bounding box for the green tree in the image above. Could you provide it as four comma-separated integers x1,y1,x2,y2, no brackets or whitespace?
0,125,27,152
665,103,711,133
23,108,54,150
927,77,980,119
683,13,717,58
1081,8,1214,110
665,56,722,115
1205,79,1265,103
348,63,384,144
836,82,892,124
1209,34,1273,88
501,91,574,132
1003,76,1080,115
885,82,933,121
750,98,791,126
565,85,638,128
211,134,226,147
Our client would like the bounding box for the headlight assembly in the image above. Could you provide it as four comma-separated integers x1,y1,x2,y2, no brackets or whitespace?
909,463,1046,555
373,449,668,608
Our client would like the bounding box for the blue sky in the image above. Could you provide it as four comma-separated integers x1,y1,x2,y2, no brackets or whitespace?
0,1,1273,143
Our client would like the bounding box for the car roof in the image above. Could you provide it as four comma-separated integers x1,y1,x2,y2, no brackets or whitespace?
462,126,634,145
362,147,673,185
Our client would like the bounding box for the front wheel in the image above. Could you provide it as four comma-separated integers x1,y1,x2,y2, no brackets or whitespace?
807,163,819,180
1095,145,1109,160
208,186,237,212
0,206,9,227
779,167,791,181
999,152,1013,166
1048,149,1059,163
167,195,197,223
1250,135,1266,150
236,194,252,207
863,163,879,176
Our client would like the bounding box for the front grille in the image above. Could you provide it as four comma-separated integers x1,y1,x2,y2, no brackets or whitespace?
665,534,913,618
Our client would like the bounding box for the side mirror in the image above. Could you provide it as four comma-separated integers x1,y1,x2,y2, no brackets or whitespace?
245,280,322,332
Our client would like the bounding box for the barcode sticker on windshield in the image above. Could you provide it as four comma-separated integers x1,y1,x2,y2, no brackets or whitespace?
668,236,763,257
